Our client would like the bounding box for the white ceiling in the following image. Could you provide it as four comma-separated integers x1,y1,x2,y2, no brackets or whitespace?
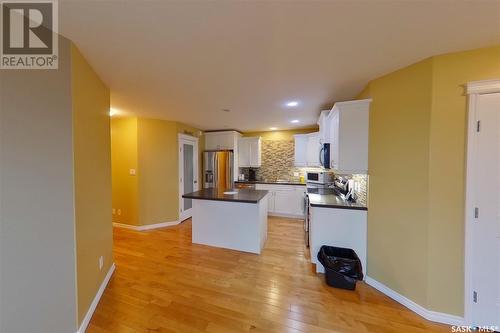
59,0,500,132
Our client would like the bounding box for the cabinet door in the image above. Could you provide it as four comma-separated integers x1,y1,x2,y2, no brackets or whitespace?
268,192,275,213
218,133,233,149
273,189,296,215
205,135,218,150
306,133,320,167
294,135,308,167
249,137,261,167
293,187,307,216
318,110,331,144
329,110,340,170
238,138,250,167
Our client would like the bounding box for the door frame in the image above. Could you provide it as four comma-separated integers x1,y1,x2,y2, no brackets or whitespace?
464,79,500,325
179,133,199,222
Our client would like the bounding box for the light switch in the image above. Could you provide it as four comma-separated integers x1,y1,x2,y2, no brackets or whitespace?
129,169,136,175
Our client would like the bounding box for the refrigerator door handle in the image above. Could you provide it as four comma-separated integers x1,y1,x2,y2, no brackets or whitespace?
214,153,218,188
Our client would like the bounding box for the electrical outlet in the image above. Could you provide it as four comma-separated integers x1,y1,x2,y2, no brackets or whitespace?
112,208,116,215
129,168,136,175
99,256,104,270
117,209,121,216
293,172,299,177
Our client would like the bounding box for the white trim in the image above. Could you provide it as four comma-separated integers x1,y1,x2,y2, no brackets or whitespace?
178,133,200,142
179,133,199,222
466,79,500,95
464,80,500,326
464,91,478,327
113,220,180,231
333,98,372,108
365,276,466,326
77,263,116,333
268,212,304,219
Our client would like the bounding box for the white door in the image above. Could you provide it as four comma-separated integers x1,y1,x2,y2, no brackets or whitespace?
179,135,199,222
469,92,500,328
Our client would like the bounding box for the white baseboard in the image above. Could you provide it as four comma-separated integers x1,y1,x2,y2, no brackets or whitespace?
365,276,465,326
77,263,116,333
268,213,304,219
113,220,179,231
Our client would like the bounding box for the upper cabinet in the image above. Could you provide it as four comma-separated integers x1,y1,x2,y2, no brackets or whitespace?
317,110,331,144
306,132,321,167
294,134,308,167
294,99,371,173
238,137,261,167
205,131,242,181
294,132,321,167
205,131,240,150
328,99,371,173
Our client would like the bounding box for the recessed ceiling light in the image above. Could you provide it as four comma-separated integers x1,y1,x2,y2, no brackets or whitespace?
286,101,299,107
269,127,278,131
109,108,118,117
222,109,231,113
290,119,300,124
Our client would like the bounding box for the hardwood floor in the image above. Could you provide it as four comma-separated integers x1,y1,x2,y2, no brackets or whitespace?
88,217,450,333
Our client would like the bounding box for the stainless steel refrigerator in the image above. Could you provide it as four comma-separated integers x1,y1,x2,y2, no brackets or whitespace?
203,150,234,189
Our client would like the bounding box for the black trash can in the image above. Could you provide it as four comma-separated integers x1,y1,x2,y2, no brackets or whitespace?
317,245,363,290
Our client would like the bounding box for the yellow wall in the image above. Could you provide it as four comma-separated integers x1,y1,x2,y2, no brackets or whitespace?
359,58,434,307
71,44,113,324
111,117,139,225
358,44,500,315
111,117,203,226
243,127,318,140
427,45,500,314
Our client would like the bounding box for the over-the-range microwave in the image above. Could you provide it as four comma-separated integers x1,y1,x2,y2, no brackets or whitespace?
306,171,335,184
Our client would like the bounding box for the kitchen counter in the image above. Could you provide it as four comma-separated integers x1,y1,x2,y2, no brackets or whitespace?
183,188,269,254
183,188,268,204
235,180,306,186
307,188,367,211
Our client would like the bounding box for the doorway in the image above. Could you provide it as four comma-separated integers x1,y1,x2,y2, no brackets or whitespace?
465,80,500,329
179,134,199,222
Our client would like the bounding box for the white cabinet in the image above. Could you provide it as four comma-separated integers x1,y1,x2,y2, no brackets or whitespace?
294,132,321,167
294,134,308,167
204,131,241,180
327,99,371,173
248,137,261,167
205,131,239,150
255,184,306,218
238,137,261,167
306,132,321,167
317,110,331,144
309,206,367,276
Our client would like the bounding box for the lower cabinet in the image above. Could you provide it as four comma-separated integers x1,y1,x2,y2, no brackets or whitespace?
309,206,367,276
255,184,306,218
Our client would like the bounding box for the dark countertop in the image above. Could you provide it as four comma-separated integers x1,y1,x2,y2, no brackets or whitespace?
182,188,269,204
307,188,367,211
235,180,306,186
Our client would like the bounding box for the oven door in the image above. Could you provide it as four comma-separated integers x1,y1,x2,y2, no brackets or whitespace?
306,172,321,184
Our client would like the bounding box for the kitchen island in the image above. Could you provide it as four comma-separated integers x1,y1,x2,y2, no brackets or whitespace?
182,188,269,254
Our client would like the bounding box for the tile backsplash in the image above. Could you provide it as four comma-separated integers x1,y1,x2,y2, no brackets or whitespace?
240,139,310,181
238,136,368,204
